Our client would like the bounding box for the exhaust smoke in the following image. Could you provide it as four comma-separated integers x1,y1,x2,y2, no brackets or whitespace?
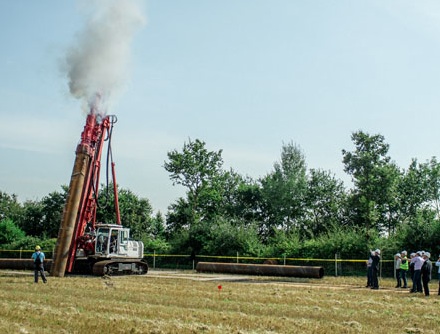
64,0,146,115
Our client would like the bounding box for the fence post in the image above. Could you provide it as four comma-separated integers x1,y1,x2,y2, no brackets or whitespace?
283,255,286,266
153,250,156,269
237,252,239,263
335,253,338,277
20,248,22,259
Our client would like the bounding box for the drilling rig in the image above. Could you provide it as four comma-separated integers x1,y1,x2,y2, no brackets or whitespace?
51,104,148,277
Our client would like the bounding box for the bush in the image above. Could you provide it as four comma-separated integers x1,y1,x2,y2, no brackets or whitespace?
266,229,302,258
3,236,56,255
0,219,25,246
392,210,440,257
269,226,381,260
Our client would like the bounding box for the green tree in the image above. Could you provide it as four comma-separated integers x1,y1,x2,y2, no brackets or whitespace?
20,200,44,237
143,212,169,253
0,219,25,246
97,184,158,241
0,191,23,224
396,159,428,223
201,217,264,257
342,131,400,233
259,142,307,239
303,169,346,237
166,197,192,234
424,157,440,216
223,175,263,224
394,208,440,256
164,139,226,255
39,189,67,238
164,138,224,225
17,188,67,238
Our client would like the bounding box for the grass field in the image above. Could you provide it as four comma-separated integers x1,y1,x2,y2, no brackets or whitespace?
0,270,439,334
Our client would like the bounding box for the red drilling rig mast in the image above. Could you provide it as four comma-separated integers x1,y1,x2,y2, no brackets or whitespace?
51,105,147,277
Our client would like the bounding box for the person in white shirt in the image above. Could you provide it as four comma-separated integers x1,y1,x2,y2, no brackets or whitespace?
410,251,425,293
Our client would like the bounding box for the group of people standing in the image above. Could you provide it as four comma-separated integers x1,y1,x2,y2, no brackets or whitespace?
367,249,440,297
395,250,432,295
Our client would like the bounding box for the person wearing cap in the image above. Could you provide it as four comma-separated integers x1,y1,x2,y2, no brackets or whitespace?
400,250,409,289
421,252,432,296
394,253,402,288
410,251,424,293
31,245,47,284
370,249,381,290
435,255,440,295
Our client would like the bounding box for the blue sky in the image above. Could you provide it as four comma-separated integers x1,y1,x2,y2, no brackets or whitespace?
1,1,440,213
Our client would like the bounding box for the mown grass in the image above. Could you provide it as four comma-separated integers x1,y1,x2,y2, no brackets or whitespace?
0,270,439,333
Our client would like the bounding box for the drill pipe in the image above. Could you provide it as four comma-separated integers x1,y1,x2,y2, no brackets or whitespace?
50,145,91,277
196,262,324,279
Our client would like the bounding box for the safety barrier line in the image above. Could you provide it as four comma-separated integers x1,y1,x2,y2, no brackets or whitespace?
0,250,394,263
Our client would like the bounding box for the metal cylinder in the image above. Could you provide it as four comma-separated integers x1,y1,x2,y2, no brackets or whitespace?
0,259,52,271
196,262,324,279
51,147,91,277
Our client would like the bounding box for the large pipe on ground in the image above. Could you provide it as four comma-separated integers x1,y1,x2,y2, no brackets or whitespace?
0,259,52,271
196,262,324,279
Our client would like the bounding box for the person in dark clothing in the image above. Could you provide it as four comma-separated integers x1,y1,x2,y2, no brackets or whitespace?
31,245,47,284
370,249,381,290
421,252,432,297
409,253,416,291
366,253,373,288
394,253,402,288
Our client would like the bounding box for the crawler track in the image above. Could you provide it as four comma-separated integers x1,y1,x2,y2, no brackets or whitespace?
92,259,148,276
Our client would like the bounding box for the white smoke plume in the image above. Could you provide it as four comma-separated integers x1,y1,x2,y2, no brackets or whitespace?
64,0,146,115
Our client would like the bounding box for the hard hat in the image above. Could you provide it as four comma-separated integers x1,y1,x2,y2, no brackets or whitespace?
424,252,431,258
394,253,401,257
35,245,41,251
401,250,407,255
375,249,381,255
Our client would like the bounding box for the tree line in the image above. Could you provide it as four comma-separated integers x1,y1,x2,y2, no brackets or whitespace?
1,130,440,259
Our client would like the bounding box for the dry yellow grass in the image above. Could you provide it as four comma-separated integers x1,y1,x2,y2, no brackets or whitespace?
0,270,439,333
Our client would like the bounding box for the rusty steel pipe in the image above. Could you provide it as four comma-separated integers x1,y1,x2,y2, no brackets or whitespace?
196,262,324,279
0,259,52,271
51,146,91,277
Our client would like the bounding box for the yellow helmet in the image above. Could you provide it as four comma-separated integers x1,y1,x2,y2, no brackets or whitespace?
35,245,41,251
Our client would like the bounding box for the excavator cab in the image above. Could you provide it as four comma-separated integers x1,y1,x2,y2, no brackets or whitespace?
89,223,147,275
94,224,144,259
